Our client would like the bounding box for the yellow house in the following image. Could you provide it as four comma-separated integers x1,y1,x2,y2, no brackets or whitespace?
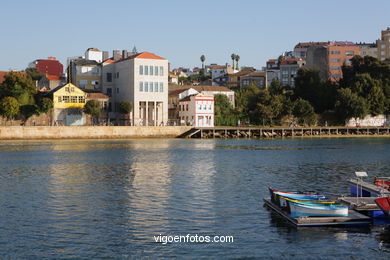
47,83,87,125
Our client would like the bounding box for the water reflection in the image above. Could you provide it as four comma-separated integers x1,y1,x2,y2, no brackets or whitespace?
1,138,390,258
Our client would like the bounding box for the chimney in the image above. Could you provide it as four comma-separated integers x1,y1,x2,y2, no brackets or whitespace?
102,51,109,61
113,50,121,61
122,50,128,59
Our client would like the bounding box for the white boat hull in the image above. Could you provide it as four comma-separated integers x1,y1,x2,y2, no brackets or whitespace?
289,203,348,218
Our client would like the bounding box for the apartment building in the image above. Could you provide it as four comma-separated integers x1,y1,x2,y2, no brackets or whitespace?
279,58,305,87
377,27,390,61
306,41,360,81
102,51,168,126
357,42,378,58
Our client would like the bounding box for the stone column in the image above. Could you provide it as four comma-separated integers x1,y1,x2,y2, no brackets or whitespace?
145,101,148,126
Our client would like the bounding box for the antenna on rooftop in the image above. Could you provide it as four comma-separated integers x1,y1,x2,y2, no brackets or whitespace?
132,46,138,54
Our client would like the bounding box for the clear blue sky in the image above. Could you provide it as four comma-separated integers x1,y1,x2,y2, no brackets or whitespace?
1,0,389,71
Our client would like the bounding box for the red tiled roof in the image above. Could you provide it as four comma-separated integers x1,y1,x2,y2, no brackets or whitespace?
267,59,277,63
280,58,303,65
168,88,190,96
117,52,166,63
210,65,227,69
46,75,60,81
86,93,109,99
102,58,115,64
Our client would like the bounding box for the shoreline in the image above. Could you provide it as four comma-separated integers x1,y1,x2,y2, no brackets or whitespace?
0,126,192,140
0,126,390,140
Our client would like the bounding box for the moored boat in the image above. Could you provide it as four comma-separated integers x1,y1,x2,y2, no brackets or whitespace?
375,197,390,217
269,188,327,201
287,199,349,218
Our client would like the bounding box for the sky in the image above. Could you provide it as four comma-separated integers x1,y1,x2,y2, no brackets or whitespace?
0,0,389,71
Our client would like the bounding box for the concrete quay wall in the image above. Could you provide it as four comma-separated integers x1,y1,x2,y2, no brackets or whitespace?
0,126,193,140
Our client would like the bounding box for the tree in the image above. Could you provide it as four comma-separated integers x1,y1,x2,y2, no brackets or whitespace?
0,71,36,106
0,97,19,125
200,55,206,70
214,94,238,126
334,88,369,123
235,55,240,70
119,100,133,125
269,78,284,95
36,97,53,114
367,85,385,115
36,97,54,126
84,100,102,125
231,53,236,69
292,99,316,126
277,55,284,66
25,67,44,81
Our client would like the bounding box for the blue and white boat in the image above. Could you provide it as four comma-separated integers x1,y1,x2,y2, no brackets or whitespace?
288,200,349,218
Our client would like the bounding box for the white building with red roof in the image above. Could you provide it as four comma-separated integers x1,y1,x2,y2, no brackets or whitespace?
102,51,168,126
178,93,214,127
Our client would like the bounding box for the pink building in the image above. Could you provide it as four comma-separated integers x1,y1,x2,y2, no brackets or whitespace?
178,93,214,127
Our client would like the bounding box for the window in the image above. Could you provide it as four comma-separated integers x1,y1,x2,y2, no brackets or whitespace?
65,87,70,92
91,81,99,89
116,72,119,78
107,88,112,97
345,51,354,56
154,82,158,92
159,66,163,76
79,79,88,89
145,66,149,75
139,82,143,92
63,96,70,103
331,74,341,78
57,96,62,102
330,50,340,55
331,58,340,63
106,73,112,82
116,88,119,94
150,66,153,76
330,66,340,70
145,82,149,92
139,65,144,75
70,87,75,92
159,82,163,92
70,96,77,103
155,66,158,75
291,68,298,75
78,96,85,103
186,104,189,111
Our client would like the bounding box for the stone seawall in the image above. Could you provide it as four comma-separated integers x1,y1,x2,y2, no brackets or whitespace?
0,126,193,140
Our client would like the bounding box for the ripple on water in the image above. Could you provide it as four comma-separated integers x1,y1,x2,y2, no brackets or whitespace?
0,138,390,258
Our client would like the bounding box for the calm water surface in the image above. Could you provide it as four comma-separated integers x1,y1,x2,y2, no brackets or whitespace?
1,138,390,259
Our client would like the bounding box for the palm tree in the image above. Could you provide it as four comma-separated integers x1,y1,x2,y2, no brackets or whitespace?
235,55,240,70
200,55,206,69
231,53,236,69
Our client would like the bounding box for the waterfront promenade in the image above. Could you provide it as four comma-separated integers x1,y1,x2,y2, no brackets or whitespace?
0,126,390,140
182,126,390,139
0,126,192,140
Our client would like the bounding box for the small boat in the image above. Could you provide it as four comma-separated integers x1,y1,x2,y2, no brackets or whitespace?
375,197,390,217
374,177,390,190
269,188,327,201
269,188,330,209
288,200,349,218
